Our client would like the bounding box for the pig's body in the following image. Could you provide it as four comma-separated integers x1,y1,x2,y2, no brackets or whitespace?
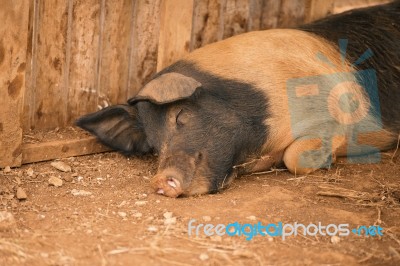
77,1,400,197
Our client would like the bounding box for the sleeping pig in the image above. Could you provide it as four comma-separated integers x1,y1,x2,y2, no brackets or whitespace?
77,1,400,197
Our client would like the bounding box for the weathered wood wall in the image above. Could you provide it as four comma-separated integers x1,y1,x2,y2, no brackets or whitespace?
23,0,339,132
0,0,390,167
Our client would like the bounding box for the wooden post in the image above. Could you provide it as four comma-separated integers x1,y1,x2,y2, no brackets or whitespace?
156,0,195,71
0,1,30,168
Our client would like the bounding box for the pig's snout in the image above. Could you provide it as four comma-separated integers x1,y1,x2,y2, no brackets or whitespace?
151,169,184,198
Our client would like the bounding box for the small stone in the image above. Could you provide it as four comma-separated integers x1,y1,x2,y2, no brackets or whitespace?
147,226,158,232
135,201,147,206
331,235,341,244
71,173,78,177
163,211,173,219
199,253,209,261
0,211,16,231
5,194,14,200
246,215,257,221
132,212,143,218
26,168,34,177
118,212,127,218
14,176,22,185
202,216,212,222
50,161,72,172
211,235,222,242
48,176,63,187
267,236,274,242
118,201,127,208
40,252,49,258
16,187,27,200
164,217,177,225
3,166,11,173
63,175,73,182
71,189,92,196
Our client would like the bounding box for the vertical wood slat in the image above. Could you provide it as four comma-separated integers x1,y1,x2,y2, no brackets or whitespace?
248,0,264,31
304,0,335,23
67,0,101,124
28,0,70,130
191,0,226,51
223,0,250,39
98,0,134,105
128,0,162,98
156,0,195,72
0,0,30,167
278,0,307,28
23,0,38,131
260,0,282,29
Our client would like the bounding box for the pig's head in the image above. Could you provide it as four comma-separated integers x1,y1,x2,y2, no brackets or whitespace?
76,64,268,197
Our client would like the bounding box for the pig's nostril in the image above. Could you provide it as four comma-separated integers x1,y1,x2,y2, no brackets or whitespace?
167,177,177,188
195,151,203,162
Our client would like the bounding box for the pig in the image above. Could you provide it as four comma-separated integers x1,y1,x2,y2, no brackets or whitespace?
77,1,400,197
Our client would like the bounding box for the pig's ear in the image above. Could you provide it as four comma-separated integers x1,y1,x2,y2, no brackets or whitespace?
128,72,202,105
75,105,151,155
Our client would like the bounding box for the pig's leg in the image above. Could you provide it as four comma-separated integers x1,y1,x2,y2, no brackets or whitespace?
233,151,284,175
283,137,335,175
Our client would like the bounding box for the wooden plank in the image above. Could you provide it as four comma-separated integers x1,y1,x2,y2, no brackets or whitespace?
0,1,30,168
98,0,134,105
248,0,263,31
222,0,250,39
23,0,38,131
278,0,307,28
128,0,162,97
191,0,226,51
156,0,195,72
67,0,101,124
304,0,334,23
260,0,282,29
22,137,111,164
29,0,70,130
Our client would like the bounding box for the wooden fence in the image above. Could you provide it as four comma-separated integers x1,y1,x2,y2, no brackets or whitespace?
0,0,389,167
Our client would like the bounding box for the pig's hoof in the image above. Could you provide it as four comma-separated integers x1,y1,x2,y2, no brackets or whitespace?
151,174,183,198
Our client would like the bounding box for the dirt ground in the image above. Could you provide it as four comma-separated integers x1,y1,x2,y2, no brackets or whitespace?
1,141,400,265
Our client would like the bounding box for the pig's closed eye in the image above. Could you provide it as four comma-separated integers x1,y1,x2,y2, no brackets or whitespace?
176,108,189,126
